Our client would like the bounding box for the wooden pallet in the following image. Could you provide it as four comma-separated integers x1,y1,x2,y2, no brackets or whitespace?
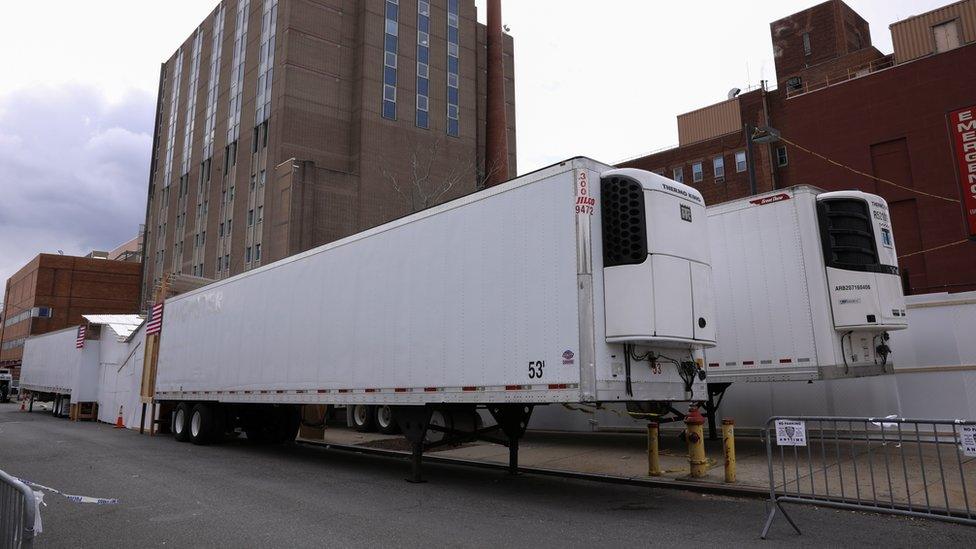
69,402,98,422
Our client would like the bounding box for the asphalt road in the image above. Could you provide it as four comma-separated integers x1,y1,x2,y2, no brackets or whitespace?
1,403,972,548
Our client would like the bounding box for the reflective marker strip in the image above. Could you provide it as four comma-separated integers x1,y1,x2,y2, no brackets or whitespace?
462,386,478,391
779,358,793,363
394,388,408,393
708,362,720,368
424,387,439,392
548,383,568,389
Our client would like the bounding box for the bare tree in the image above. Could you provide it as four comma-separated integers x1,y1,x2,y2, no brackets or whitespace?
381,136,503,213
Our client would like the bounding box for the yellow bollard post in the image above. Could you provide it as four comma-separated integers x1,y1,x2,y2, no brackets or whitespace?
684,406,708,478
722,418,736,483
647,422,662,476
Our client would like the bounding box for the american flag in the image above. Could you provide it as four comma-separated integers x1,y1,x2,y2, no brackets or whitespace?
75,325,87,349
146,302,164,335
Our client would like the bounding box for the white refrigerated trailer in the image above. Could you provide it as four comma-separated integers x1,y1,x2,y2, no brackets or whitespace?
704,186,907,383
151,157,717,478
20,326,100,417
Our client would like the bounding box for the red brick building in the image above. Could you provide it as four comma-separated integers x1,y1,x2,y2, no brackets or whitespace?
0,255,142,382
622,0,976,294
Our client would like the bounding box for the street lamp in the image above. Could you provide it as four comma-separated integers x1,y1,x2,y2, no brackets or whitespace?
743,125,781,195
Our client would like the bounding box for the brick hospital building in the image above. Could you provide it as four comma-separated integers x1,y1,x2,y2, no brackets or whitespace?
142,0,516,306
622,0,976,294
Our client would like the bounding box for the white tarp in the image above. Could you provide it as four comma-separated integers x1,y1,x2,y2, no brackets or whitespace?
82,314,144,341
95,323,147,429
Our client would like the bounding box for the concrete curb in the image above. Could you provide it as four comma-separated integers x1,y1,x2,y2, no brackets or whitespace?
296,439,770,499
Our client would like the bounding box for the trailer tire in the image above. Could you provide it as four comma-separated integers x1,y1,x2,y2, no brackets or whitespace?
173,402,191,442
424,410,451,444
352,404,377,432
189,403,216,445
376,405,399,434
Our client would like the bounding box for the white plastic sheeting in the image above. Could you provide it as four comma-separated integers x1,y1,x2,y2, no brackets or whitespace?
95,323,147,429
82,315,144,341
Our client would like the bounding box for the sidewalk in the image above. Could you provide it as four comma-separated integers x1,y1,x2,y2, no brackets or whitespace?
303,425,976,513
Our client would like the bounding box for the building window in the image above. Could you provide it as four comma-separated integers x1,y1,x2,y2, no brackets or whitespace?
382,0,399,120
735,150,747,173
181,28,203,178
255,0,279,125
672,167,683,183
933,20,961,53
162,47,184,189
713,156,725,180
255,243,262,261
203,5,225,160
257,206,263,222
692,162,703,183
259,169,266,186
416,1,430,129
246,246,252,262
446,0,460,137
802,32,811,56
776,146,789,167
248,209,254,226
227,0,250,143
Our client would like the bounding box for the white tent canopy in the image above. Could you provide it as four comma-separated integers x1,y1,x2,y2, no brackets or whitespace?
82,314,144,341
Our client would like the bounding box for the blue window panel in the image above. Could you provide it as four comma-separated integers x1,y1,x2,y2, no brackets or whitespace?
448,118,459,136
447,86,458,105
448,55,458,74
417,77,429,96
385,34,397,52
419,16,429,34
385,2,398,20
416,109,429,129
384,66,397,86
383,100,396,120
448,26,458,44
448,0,458,13
418,45,429,64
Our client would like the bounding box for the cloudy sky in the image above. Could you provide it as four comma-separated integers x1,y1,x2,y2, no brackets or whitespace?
0,0,949,298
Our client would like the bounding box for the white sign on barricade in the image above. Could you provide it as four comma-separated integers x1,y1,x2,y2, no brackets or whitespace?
775,419,807,446
961,425,976,457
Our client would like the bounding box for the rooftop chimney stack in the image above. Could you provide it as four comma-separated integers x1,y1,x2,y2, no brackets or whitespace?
485,0,509,186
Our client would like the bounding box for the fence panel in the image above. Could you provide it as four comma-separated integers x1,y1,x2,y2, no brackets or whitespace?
760,415,976,539
0,469,36,549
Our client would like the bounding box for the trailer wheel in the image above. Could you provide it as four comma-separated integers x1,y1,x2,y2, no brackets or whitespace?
424,410,451,444
173,402,191,442
376,405,400,434
189,403,216,445
352,404,377,432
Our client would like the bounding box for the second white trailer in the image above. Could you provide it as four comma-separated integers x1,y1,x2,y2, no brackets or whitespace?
704,185,907,382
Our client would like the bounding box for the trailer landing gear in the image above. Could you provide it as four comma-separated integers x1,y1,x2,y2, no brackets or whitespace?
392,404,534,483
488,405,533,475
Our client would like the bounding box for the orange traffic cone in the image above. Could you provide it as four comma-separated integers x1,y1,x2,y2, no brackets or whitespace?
115,405,125,429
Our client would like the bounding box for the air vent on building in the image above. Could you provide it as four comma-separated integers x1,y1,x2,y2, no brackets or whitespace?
817,198,879,270
601,175,648,267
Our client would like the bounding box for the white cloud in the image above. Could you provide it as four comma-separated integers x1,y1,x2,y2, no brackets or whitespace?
0,86,152,290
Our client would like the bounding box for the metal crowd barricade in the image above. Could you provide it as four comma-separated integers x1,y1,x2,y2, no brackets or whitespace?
760,415,976,539
0,469,36,548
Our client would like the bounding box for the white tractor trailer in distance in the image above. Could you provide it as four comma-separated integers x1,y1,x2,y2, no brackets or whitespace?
151,158,717,478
